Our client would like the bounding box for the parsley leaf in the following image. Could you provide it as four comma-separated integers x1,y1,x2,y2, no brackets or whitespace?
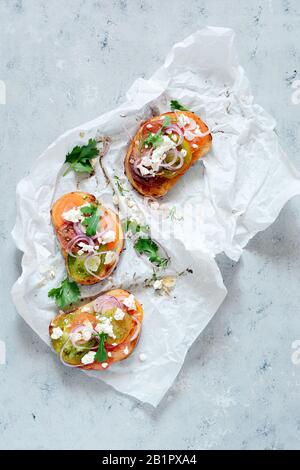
80,204,101,237
134,237,169,268
63,139,99,176
170,100,189,111
143,132,163,149
143,116,172,149
124,219,150,235
48,278,80,309
95,333,108,363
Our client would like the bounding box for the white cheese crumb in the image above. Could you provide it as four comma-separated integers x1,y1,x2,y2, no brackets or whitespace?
177,113,190,128
192,144,199,149
83,320,93,329
180,149,187,157
82,327,92,342
123,346,129,355
71,332,82,343
114,308,125,321
138,165,151,176
153,279,163,290
78,242,94,253
102,362,109,369
146,124,152,129
104,251,115,265
51,327,63,340
99,230,116,245
95,317,116,338
81,351,96,365
107,352,112,358
62,207,83,223
123,294,136,311
139,353,147,362
137,135,177,176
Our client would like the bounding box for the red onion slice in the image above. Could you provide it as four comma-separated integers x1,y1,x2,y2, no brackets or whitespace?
69,325,98,349
92,231,105,241
133,161,155,179
184,128,211,140
164,124,184,145
187,119,197,131
160,151,184,171
73,222,84,236
66,234,94,258
93,295,122,313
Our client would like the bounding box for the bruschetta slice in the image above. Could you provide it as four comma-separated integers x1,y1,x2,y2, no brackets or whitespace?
125,110,212,198
51,192,124,285
49,289,143,370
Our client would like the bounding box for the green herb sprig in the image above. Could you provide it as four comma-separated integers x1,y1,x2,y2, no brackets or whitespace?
134,237,169,269
63,139,99,176
170,100,189,111
80,204,101,237
95,333,108,363
48,278,80,309
143,116,172,149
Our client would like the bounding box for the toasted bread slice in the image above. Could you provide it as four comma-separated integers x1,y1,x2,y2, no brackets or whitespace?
51,192,124,285
49,289,144,370
125,111,212,198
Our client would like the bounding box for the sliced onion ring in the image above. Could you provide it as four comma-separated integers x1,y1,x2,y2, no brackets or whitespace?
160,150,184,171
66,234,94,258
59,338,83,368
93,295,122,313
69,325,98,349
164,124,184,145
73,222,84,236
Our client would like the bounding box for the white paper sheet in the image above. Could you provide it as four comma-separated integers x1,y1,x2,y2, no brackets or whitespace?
11,27,300,406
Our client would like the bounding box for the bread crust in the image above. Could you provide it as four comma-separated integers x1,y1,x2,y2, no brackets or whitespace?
124,111,212,198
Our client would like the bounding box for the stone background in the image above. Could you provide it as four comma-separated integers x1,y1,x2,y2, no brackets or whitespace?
1,0,300,450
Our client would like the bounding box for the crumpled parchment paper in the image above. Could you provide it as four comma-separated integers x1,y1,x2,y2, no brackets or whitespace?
11,27,300,406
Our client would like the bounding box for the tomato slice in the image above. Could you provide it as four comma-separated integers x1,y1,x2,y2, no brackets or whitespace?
51,192,95,229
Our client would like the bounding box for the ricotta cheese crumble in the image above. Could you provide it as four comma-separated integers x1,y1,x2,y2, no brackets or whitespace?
81,351,96,365
51,327,63,340
137,135,177,176
123,294,136,311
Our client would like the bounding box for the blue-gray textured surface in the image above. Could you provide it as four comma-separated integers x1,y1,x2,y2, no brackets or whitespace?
1,0,300,450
